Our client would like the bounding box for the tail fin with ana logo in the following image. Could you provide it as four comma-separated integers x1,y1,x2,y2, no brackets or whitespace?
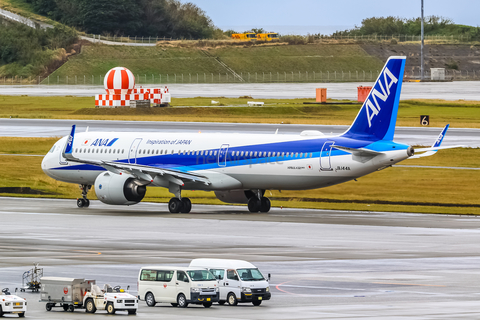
342,56,406,141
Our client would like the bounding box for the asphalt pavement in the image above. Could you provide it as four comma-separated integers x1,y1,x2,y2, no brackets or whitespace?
2,198,480,319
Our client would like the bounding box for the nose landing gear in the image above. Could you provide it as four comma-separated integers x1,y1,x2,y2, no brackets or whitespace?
77,184,91,208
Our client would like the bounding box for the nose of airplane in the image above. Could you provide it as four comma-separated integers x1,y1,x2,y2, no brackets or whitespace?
41,152,55,179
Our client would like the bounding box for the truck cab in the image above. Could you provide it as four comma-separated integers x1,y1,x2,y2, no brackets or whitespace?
0,288,26,317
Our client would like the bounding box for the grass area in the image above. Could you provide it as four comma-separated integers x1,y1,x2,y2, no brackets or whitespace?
0,137,479,214
1,95,480,129
47,43,385,81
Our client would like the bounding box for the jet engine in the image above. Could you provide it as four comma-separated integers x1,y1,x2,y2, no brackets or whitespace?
94,172,146,205
214,190,255,204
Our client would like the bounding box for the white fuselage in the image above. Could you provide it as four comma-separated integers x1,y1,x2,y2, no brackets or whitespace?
42,131,410,192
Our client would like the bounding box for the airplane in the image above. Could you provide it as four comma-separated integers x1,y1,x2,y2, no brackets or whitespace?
41,56,461,213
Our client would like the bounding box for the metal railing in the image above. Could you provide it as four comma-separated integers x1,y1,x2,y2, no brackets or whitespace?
319,34,478,43
83,34,173,44
2,69,479,85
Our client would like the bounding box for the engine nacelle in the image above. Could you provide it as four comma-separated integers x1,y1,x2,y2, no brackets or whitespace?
94,172,146,205
214,190,254,204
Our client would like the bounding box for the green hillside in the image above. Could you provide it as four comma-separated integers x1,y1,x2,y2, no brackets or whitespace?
47,43,385,84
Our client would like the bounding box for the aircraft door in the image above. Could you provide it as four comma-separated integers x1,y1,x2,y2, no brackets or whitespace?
58,140,68,165
320,141,335,171
128,138,142,164
218,144,229,167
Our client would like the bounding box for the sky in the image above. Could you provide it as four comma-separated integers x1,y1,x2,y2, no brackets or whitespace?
186,0,479,35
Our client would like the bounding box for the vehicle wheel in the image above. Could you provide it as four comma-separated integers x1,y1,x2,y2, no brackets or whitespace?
67,304,75,312
168,198,182,213
260,197,271,213
0,306,3,317
177,293,188,308
203,302,212,308
85,299,96,313
106,302,115,314
62,304,69,311
45,303,52,311
77,198,85,208
127,309,137,315
252,300,262,306
171,303,178,307
218,300,226,305
84,199,90,207
180,198,192,213
227,292,238,306
145,292,156,307
18,312,25,317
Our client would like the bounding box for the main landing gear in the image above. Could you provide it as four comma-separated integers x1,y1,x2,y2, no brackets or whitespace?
247,190,271,213
168,198,192,213
77,184,91,208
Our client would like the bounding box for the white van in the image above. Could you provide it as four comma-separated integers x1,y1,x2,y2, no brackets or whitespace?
137,266,219,308
189,259,271,306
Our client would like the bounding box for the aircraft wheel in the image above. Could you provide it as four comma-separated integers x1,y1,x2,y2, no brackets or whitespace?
77,198,85,208
247,197,260,213
84,199,90,208
260,197,271,213
168,198,183,213
180,198,192,213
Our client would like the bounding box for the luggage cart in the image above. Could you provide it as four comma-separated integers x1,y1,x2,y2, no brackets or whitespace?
20,263,43,292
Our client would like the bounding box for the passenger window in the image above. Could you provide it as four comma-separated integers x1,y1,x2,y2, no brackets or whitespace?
214,151,217,156
177,271,189,282
254,152,257,157
227,269,239,281
209,269,225,280
300,152,303,157
140,269,157,281
268,152,271,157
156,270,174,282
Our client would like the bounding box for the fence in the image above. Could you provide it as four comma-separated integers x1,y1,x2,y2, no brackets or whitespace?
83,34,173,44
320,34,478,43
2,69,479,85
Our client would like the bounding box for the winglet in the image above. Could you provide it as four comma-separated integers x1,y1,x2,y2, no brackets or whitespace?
63,125,76,157
409,124,463,159
432,124,449,148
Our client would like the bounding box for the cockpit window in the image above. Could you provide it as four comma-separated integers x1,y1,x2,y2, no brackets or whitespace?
49,145,56,153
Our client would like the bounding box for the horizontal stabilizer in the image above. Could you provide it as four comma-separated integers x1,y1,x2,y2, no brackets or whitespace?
333,145,382,157
409,124,464,159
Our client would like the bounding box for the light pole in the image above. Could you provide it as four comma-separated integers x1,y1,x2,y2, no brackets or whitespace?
421,0,424,80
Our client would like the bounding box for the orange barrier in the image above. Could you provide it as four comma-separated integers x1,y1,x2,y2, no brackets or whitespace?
357,86,372,102
316,88,327,102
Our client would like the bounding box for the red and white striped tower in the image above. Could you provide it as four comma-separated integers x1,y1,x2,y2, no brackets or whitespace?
104,67,135,94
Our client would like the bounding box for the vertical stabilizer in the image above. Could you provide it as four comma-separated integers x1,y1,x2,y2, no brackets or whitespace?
343,56,406,141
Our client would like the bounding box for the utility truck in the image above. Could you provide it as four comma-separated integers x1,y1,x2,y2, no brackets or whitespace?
0,288,26,317
40,277,138,314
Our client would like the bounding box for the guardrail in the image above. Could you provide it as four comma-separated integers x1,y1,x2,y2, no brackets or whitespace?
1,69,479,85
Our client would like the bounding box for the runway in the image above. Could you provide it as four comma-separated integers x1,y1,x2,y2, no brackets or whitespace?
2,197,480,319
1,81,480,100
1,118,478,147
